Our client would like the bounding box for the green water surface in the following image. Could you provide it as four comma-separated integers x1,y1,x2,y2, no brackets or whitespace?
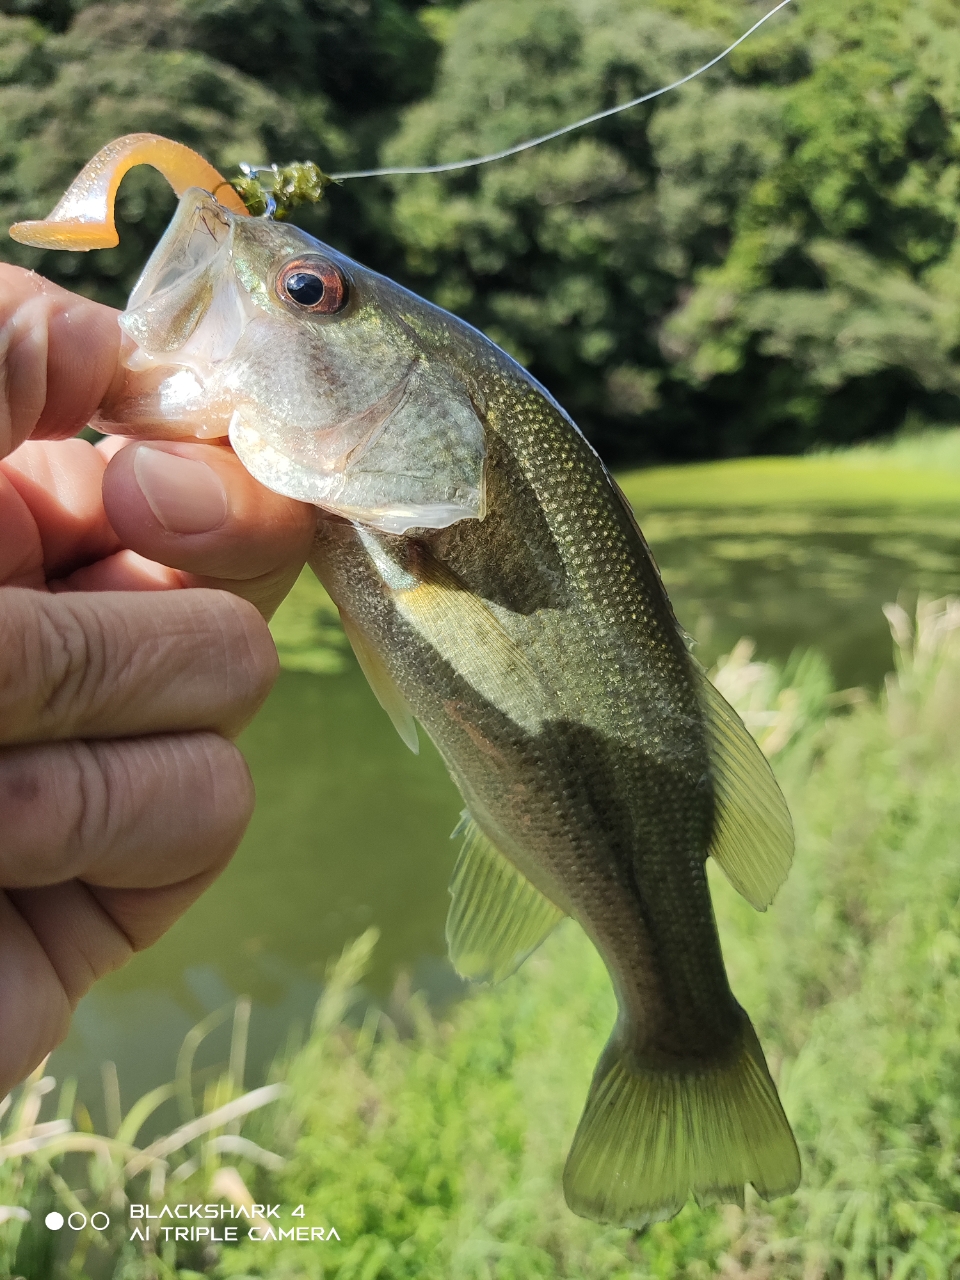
51,446,960,1107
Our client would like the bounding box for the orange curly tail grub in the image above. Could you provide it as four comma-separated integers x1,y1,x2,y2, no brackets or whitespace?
9,133,249,251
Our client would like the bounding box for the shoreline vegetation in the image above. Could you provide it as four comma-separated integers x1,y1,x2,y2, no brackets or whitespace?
6,433,960,1277
621,428,960,513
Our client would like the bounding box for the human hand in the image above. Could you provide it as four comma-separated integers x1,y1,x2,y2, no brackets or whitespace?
0,265,318,1093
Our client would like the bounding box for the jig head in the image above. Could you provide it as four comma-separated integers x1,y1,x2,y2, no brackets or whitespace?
231,161,334,219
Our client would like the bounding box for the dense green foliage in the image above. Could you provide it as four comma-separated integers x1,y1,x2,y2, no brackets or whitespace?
386,0,960,459
10,579,960,1277
4,0,960,459
0,0,433,304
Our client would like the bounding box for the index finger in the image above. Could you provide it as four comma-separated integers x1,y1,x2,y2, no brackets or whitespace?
0,586,277,745
0,264,121,459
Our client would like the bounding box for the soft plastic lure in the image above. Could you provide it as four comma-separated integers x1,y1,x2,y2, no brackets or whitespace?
10,133,249,250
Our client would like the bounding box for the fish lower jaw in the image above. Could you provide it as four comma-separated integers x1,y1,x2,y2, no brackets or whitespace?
94,365,234,440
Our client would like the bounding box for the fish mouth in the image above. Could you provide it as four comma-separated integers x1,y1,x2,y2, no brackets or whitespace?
95,188,257,439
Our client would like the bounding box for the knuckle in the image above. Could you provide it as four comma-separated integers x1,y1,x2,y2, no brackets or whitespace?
0,733,252,890
0,597,30,731
190,732,256,865
0,740,108,884
61,741,110,870
0,294,50,452
0,590,103,742
97,732,252,880
32,597,105,737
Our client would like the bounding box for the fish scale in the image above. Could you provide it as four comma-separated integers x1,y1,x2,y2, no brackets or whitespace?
301,285,798,1226
330,344,792,1219
312,360,775,1113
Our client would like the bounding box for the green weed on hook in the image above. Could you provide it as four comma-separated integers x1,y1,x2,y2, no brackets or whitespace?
231,160,336,219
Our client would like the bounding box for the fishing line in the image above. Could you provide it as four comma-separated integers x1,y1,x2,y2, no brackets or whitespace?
327,0,794,181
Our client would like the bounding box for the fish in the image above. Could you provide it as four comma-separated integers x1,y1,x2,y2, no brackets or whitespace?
12,135,801,1229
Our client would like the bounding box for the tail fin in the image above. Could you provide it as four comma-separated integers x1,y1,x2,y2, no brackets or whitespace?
563,1017,799,1230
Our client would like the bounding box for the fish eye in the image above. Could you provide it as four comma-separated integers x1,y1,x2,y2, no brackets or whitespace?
276,256,348,315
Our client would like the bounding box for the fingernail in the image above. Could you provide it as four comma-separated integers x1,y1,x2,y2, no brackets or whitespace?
133,446,229,535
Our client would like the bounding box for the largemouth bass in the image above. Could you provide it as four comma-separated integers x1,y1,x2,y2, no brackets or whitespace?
12,137,800,1228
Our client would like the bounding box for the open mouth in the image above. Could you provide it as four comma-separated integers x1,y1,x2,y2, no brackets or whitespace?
95,189,258,440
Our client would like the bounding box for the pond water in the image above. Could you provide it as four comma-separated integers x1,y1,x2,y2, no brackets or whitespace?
640,507,960,687
50,500,960,1115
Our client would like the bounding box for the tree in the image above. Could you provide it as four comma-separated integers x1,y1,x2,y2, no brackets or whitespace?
5,0,960,461
0,0,436,305
385,0,960,460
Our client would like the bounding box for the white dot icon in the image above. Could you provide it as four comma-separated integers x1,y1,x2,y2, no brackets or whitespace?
44,1212,64,1230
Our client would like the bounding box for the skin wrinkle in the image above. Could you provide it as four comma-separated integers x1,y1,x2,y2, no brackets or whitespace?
70,739,110,874
96,734,171,875
8,592,101,743
41,595,103,739
83,733,253,888
80,883,142,960
1,440,119,577
0,733,253,889
0,890,72,1075
96,602,183,733
0,604,29,730
0,471,43,584
8,882,133,1005
216,589,280,708
0,589,278,746
86,862,231,954
63,882,129,999
0,741,108,886
119,594,277,737
0,268,122,452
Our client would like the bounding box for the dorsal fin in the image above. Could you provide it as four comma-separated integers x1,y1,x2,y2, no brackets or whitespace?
339,607,419,754
698,674,794,910
447,813,565,984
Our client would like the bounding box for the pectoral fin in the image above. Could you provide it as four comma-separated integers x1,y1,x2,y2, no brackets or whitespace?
447,814,565,984
699,674,794,910
393,548,546,728
339,607,419,754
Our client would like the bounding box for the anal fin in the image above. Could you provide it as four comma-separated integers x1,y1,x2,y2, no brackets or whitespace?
447,813,565,984
339,607,419,754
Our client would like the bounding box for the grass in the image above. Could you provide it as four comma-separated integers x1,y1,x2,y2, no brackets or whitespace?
215,598,960,1280
6,596,960,1277
617,427,960,512
0,997,290,1279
